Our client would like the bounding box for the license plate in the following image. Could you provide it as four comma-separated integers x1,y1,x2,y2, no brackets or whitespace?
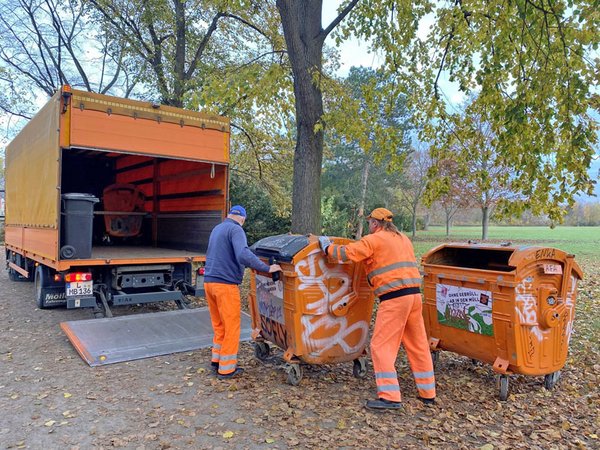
66,281,93,297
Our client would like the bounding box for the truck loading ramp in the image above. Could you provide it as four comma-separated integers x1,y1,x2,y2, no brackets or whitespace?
60,307,252,367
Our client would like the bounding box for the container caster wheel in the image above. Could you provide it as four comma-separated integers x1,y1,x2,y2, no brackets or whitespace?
544,371,561,390
254,342,270,361
285,363,302,386
431,351,440,369
352,357,367,378
498,374,509,401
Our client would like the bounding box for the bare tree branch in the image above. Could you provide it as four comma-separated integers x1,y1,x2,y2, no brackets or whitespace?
320,0,359,42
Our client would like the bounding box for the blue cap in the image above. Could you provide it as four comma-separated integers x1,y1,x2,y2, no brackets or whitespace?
229,205,246,218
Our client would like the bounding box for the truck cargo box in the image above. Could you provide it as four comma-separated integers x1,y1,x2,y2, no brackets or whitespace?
5,86,230,312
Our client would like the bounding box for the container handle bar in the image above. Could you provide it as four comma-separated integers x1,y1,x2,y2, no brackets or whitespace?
436,273,486,285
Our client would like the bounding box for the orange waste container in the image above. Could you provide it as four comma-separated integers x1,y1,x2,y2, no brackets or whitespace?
421,242,583,400
249,234,375,385
102,183,146,238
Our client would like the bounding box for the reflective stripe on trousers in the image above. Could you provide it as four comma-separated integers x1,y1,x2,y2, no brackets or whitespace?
370,293,436,402
205,282,241,376
211,343,221,365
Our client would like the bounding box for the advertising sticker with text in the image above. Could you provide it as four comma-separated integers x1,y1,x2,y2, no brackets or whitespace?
436,284,494,336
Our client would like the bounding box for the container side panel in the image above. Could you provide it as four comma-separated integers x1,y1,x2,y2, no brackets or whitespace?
70,108,229,163
291,243,374,364
5,92,60,229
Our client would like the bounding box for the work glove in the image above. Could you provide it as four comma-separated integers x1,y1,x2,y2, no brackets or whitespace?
318,235,331,255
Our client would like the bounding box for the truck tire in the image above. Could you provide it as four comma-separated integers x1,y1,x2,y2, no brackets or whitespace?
8,268,24,281
34,265,54,309
7,252,33,282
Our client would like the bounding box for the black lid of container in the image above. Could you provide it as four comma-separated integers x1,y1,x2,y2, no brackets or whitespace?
62,193,99,202
250,234,310,262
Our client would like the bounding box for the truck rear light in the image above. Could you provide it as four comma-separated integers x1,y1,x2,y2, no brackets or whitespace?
54,273,63,282
197,267,205,276
65,272,92,282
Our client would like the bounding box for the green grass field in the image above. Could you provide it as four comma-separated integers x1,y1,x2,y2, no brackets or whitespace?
410,225,600,259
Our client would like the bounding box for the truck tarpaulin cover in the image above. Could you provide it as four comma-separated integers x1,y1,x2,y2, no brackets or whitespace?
5,92,61,228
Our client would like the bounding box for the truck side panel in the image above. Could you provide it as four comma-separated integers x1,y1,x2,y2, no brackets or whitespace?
5,91,61,261
69,106,229,163
5,228,58,261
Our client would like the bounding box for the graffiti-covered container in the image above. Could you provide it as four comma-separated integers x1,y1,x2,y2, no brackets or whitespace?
421,242,583,399
249,234,375,384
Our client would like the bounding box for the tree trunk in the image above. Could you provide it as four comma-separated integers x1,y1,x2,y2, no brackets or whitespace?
355,158,370,239
411,204,417,238
172,0,186,108
445,211,451,236
423,210,430,231
482,206,489,240
277,0,325,234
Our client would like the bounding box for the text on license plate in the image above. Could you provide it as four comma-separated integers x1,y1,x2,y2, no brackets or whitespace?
66,281,93,297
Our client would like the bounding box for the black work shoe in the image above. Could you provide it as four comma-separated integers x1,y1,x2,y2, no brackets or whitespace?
217,367,244,380
210,362,219,372
365,398,402,410
418,396,435,405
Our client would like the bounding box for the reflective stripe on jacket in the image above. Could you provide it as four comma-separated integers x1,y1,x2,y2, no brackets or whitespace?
326,230,421,297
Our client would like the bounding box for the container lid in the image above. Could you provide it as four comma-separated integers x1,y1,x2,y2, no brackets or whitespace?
250,234,310,262
62,193,99,203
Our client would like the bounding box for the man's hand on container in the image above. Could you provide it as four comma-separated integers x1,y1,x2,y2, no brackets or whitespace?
318,236,331,254
268,264,282,273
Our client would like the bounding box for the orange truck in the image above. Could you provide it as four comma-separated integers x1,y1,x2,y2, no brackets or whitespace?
4,86,229,314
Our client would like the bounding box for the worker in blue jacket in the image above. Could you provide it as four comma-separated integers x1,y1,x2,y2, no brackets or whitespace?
204,205,281,379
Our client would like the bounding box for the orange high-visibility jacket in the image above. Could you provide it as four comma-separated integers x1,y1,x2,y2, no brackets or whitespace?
326,230,421,297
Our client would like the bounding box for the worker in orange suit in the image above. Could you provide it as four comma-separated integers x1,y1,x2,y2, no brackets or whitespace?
204,205,281,379
318,207,436,410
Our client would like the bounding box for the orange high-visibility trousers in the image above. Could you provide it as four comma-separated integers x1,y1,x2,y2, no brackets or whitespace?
370,293,436,402
205,282,241,376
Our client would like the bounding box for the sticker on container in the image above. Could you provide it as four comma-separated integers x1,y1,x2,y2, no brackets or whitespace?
543,264,562,275
256,274,285,324
436,284,493,336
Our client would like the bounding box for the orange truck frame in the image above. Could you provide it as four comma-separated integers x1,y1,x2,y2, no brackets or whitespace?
5,86,229,313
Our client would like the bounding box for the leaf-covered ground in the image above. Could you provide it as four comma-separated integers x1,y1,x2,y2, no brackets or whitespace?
0,254,598,449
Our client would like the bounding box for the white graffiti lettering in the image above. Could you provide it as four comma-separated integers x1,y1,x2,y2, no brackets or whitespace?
295,248,369,357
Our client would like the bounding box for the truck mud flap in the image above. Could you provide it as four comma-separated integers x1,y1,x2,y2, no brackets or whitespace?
60,308,252,366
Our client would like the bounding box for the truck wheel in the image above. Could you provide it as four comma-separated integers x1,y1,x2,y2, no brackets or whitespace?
7,253,33,282
34,265,53,309
8,268,24,281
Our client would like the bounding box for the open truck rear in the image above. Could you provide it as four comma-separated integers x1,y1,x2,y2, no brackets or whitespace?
5,86,228,314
